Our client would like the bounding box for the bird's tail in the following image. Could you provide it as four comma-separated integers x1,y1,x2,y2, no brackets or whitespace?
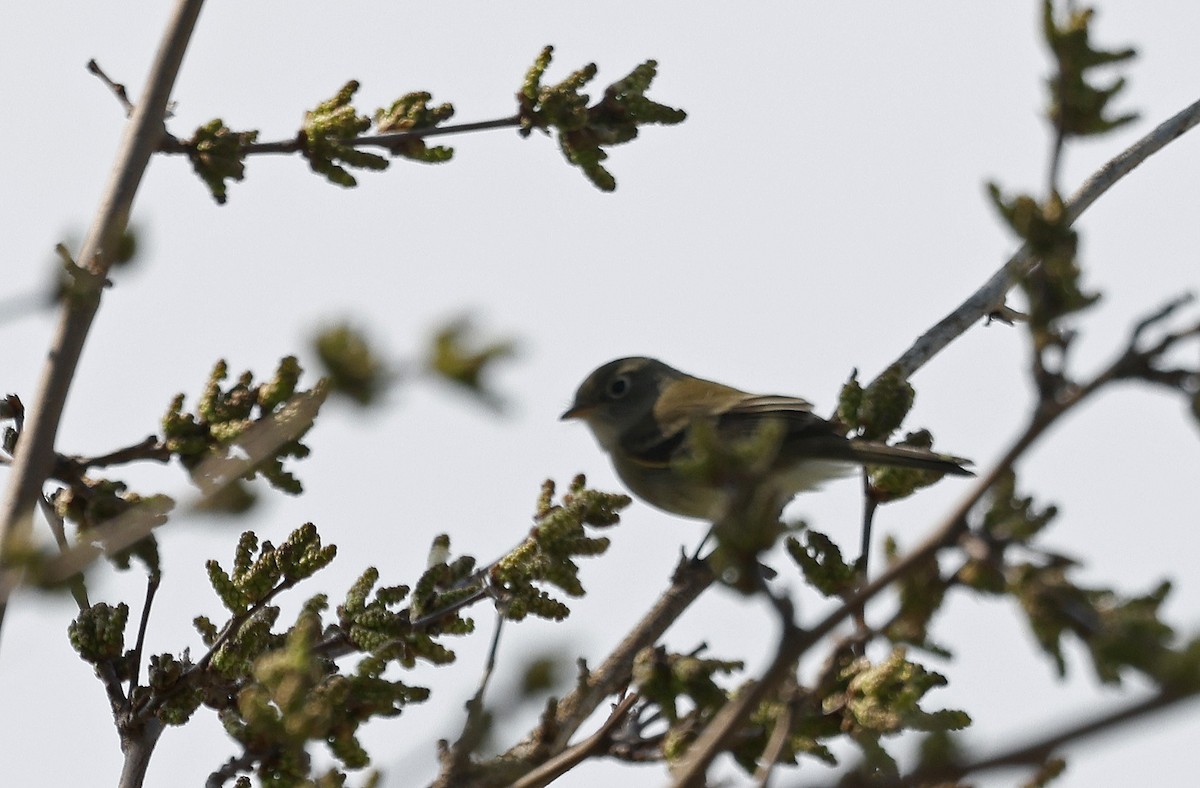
841,441,973,476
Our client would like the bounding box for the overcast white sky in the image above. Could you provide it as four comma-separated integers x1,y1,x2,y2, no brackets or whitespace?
3,2,1199,786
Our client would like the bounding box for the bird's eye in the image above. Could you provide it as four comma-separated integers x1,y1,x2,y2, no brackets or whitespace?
606,375,631,399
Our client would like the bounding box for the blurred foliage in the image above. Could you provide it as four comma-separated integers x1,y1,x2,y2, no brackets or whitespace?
426,317,516,408
1043,0,1137,137
313,323,390,407
162,356,325,495
1012,565,1176,685
636,643,969,779
786,526,858,599
828,649,970,779
869,429,962,502
882,536,951,657
675,418,788,591
193,478,259,516
634,645,743,727
520,654,564,697
51,480,171,573
838,366,914,442
221,610,423,786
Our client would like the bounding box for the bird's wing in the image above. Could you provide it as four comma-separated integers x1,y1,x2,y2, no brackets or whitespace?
622,393,847,468
717,394,846,445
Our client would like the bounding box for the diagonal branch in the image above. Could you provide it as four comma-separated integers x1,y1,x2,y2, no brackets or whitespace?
0,0,208,643
885,95,1200,382
883,688,1200,786
511,693,641,788
499,557,714,768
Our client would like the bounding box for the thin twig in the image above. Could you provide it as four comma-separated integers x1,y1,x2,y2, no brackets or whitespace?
670,594,807,787
1048,126,1067,197
158,115,524,156
205,751,259,788
87,59,135,115
129,572,161,693
434,612,509,787
852,473,880,638
37,493,90,610
72,436,172,471
753,680,797,787
856,471,878,576
1129,292,1195,342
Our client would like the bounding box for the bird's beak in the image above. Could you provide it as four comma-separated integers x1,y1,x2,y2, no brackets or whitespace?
560,403,591,421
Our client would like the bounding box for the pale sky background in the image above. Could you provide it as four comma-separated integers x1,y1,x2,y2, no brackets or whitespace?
3,2,1199,786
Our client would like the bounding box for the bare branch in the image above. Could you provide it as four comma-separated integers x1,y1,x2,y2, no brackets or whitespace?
511,693,641,788
502,557,714,764
87,59,135,116
881,689,1199,787
437,613,508,785
669,590,800,785
129,573,161,694
69,436,172,472
0,0,207,641
886,96,1200,382
752,678,798,787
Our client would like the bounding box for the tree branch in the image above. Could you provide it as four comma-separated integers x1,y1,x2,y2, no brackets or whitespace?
0,0,207,643
117,718,165,788
87,59,136,116
502,557,714,764
436,613,508,786
129,572,161,694
885,95,1200,382
885,689,1199,786
157,115,523,157
511,693,641,788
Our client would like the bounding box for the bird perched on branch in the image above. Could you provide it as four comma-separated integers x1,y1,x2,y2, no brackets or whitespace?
562,357,971,521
